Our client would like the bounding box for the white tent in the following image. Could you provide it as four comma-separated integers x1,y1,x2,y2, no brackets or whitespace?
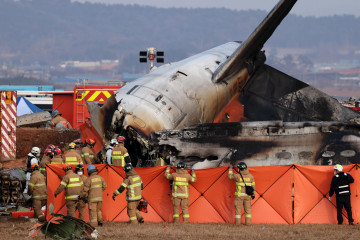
17,96,43,116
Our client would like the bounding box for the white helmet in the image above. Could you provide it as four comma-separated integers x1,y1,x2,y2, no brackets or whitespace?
110,139,118,145
31,147,41,157
334,164,343,172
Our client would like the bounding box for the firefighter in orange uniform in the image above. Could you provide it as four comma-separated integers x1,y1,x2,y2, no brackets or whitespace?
81,137,97,164
155,150,171,167
165,161,196,223
54,164,83,218
81,165,107,227
64,142,83,165
28,163,47,222
111,136,131,166
51,147,64,164
75,164,87,221
50,110,73,129
112,164,144,224
228,162,255,225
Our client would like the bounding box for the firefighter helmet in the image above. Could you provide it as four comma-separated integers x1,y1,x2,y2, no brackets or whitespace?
117,136,125,143
176,161,186,169
63,164,72,172
51,110,61,118
237,162,247,170
68,142,76,149
87,165,98,174
31,147,41,157
75,164,84,173
44,148,53,156
124,164,133,173
31,163,39,171
110,139,118,145
46,144,56,151
54,147,62,155
334,164,343,172
86,137,96,146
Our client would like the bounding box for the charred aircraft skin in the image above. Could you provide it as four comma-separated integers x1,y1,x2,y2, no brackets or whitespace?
88,0,360,168
150,122,360,168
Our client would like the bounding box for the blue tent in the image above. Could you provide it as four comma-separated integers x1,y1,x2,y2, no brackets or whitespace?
17,96,43,116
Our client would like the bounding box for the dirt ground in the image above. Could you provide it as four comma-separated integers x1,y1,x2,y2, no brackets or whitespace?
2,218,360,240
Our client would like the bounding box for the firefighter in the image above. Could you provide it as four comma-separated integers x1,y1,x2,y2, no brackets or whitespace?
81,137,97,164
228,162,255,225
51,147,64,164
155,150,170,167
39,147,54,176
54,164,83,218
80,165,107,227
28,163,47,222
75,164,87,221
165,161,196,223
329,164,354,225
50,110,73,129
106,139,118,165
112,164,144,224
24,147,41,194
111,136,131,166
64,142,83,165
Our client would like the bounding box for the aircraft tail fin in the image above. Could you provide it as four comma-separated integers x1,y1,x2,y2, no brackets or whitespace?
212,0,297,83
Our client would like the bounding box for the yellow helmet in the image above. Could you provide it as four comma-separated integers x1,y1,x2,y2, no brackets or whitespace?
68,142,76,149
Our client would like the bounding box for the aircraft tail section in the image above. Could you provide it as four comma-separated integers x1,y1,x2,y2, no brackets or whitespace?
213,0,297,83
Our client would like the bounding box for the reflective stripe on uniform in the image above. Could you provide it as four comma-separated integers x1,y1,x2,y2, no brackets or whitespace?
90,184,103,189
65,195,80,200
65,157,77,162
129,216,137,220
33,195,47,199
235,192,249,197
338,185,349,188
245,214,251,218
235,215,241,219
89,197,102,202
68,183,83,187
183,214,189,218
90,219,97,222
115,189,120,195
173,214,179,218
339,190,350,194
29,183,46,187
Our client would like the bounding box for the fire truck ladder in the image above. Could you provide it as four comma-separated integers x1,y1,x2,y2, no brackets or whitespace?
75,88,86,129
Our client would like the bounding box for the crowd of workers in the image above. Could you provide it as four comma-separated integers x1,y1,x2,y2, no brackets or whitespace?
25,136,355,227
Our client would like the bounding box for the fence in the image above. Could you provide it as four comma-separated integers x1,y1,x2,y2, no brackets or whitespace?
46,164,360,224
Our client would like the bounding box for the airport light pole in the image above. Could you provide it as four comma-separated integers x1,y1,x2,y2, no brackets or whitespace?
139,48,164,71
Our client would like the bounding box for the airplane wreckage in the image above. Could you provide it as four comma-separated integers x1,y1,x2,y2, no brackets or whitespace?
88,0,360,168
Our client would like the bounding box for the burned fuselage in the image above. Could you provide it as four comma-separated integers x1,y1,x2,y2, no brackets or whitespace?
150,121,360,168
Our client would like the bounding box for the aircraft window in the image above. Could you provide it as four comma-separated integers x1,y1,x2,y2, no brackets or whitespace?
340,150,356,157
155,95,163,102
298,151,313,159
322,151,335,157
126,85,139,95
275,151,292,159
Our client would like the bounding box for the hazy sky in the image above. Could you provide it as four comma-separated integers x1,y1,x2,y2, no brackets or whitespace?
73,0,360,17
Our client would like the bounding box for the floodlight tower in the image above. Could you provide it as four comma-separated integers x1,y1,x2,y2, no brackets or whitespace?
139,48,164,71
